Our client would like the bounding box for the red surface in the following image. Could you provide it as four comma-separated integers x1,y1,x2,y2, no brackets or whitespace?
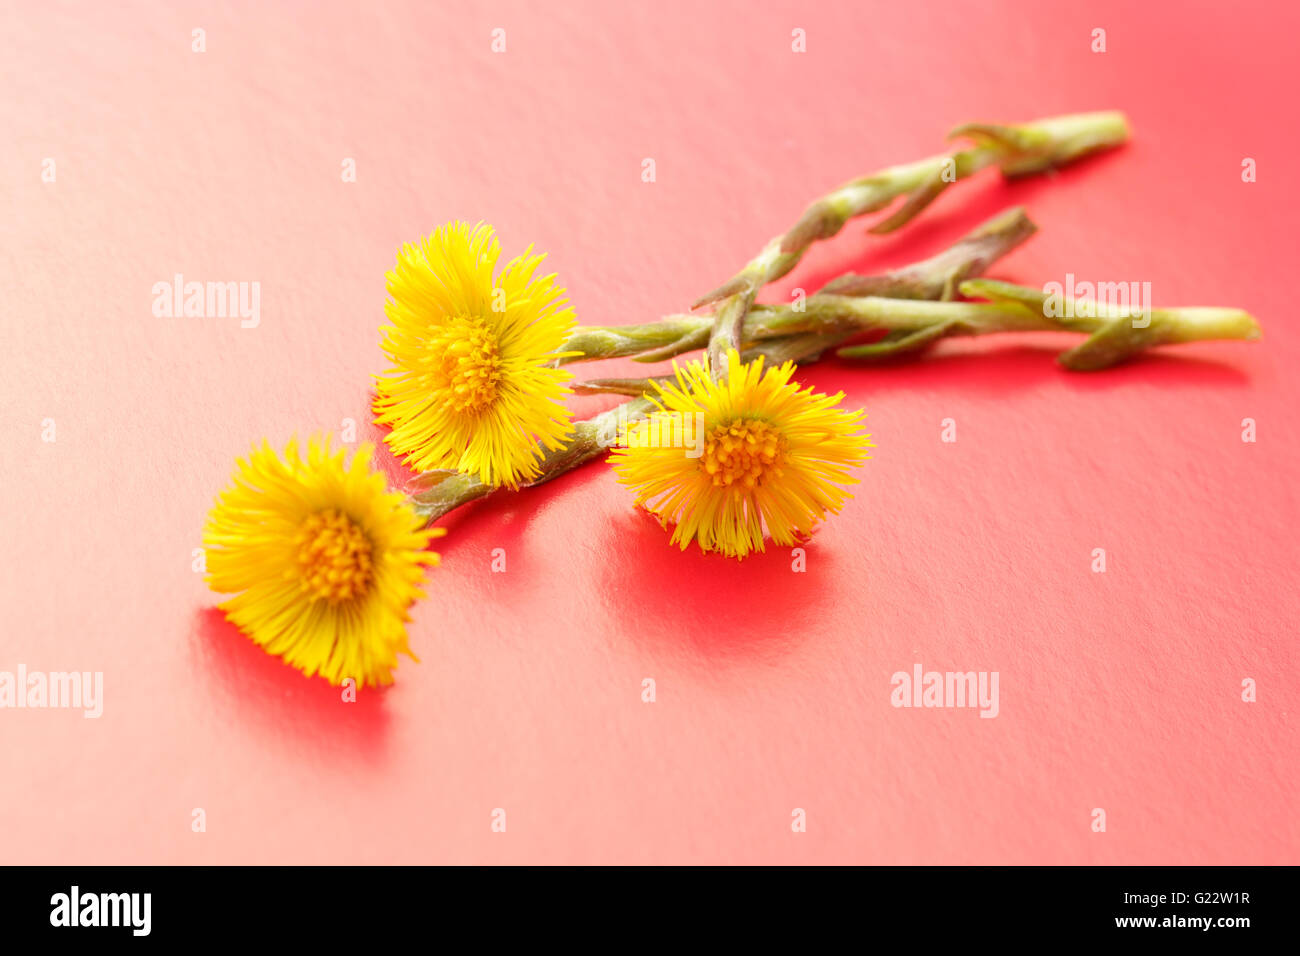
2,0,1296,864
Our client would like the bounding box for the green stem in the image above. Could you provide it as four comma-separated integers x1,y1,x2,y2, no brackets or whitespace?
575,282,1261,377
957,279,1261,370
696,111,1130,372
561,205,1038,365
408,398,655,522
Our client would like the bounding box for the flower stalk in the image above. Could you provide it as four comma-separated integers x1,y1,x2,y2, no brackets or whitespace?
956,279,1261,370
696,111,1131,372
581,281,1259,372
561,205,1039,366
407,398,655,523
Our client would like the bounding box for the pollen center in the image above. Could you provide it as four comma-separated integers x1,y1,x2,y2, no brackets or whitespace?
426,314,503,412
700,419,787,489
295,508,374,603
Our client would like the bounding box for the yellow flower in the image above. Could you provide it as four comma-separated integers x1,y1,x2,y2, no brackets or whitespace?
373,221,577,487
203,436,443,687
610,351,871,558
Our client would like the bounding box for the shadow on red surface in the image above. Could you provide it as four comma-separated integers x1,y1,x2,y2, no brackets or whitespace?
192,606,392,760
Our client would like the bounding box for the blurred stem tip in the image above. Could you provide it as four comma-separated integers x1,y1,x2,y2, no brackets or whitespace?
956,279,1260,371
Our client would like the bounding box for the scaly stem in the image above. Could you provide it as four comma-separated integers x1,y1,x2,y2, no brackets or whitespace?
408,399,655,523
561,206,1038,366
580,282,1261,395
956,279,1260,370
573,298,1046,397
697,111,1130,373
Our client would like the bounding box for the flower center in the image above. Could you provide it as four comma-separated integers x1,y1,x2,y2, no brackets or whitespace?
700,419,786,489
295,508,374,603
426,314,503,413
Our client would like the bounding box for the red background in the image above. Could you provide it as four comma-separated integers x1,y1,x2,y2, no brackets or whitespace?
2,0,1296,863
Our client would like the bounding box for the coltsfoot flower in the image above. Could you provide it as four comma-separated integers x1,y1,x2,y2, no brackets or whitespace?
610,350,872,558
204,436,443,687
373,221,578,487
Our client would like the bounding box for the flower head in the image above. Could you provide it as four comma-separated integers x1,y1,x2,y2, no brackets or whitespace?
373,221,577,487
204,436,442,687
610,351,871,558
